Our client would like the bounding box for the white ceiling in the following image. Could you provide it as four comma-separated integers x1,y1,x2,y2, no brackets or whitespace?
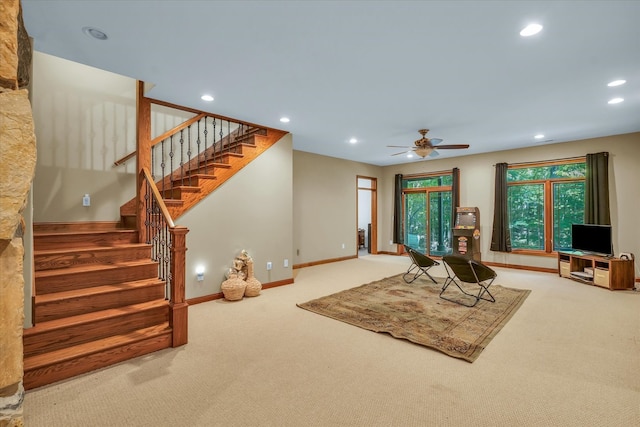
21,1,640,166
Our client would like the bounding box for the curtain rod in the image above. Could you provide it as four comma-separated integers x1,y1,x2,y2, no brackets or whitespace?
493,155,588,167
403,168,455,178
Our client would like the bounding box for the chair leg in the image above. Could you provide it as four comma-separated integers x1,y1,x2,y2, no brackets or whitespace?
440,279,495,307
402,265,423,283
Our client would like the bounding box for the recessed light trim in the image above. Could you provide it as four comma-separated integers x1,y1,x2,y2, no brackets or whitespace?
520,23,543,37
407,153,414,158
349,138,357,144
279,117,290,123
607,79,626,87
534,134,545,139
608,97,624,104
82,26,108,40
200,94,214,102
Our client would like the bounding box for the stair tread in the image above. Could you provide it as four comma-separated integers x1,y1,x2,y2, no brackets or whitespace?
24,322,172,370
35,259,157,278
35,278,165,303
25,299,169,335
34,229,137,237
34,243,150,256
165,185,201,191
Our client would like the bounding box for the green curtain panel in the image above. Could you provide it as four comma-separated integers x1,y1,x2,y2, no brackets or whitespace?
393,174,403,244
451,167,460,236
490,163,512,252
585,152,611,225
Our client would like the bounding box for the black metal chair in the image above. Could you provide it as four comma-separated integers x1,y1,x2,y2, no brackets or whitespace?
402,245,440,284
441,255,497,307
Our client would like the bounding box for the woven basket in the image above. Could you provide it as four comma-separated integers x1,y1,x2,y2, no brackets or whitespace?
244,261,262,297
221,275,246,301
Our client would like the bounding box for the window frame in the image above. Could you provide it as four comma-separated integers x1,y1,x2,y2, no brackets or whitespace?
507,158,585,256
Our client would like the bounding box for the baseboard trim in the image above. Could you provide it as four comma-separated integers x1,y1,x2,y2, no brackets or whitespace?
186,278,295,305
483,261,556,274
293,255,357,269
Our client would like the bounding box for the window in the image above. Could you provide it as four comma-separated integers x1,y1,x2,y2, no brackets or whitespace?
507,160,585,254
402,173,452,256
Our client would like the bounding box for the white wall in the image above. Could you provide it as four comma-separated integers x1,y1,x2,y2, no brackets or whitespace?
32,52,193,222
179,135,293,299
292,151,383,264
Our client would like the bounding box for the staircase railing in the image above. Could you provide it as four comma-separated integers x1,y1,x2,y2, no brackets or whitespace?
140,167,189,347
115,98,267,200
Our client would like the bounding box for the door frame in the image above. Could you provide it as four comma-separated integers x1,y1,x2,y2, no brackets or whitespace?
356,176,377,255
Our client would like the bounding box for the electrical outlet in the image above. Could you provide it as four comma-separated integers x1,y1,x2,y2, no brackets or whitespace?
266,262,272,271
82,194,90,207
390,240,393,245
341,243,345,249
284,259,289,268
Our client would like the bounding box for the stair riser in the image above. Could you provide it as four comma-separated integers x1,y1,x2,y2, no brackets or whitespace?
24,305,169,357
170,176,216,188
34,246,152,271
34,231,138,251
161,187,200,199
35,263,159,294
24,331,172,390
34,282,166,323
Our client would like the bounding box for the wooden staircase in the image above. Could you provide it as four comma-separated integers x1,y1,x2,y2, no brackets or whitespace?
24,222,172,390
23,123,287,390
119,126,287,222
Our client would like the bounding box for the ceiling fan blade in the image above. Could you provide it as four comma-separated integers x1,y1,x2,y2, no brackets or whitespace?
435,144,470,149
430,138,443,145
428,150,440,158
386,145,412,148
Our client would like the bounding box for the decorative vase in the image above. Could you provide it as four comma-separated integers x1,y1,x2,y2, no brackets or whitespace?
244,260,262,297
221,272,246,301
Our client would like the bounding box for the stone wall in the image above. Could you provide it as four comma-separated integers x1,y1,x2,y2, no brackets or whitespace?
0,1,35,426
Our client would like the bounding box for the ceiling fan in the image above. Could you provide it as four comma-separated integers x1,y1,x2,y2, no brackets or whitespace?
387,129,470,158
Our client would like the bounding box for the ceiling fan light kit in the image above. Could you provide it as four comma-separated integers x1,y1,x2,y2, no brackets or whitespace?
387,129,470,159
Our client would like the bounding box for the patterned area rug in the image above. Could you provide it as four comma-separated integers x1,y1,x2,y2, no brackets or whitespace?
297,274,531,362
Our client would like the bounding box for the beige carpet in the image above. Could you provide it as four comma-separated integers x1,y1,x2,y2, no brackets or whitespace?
23,255,640,426
297,274,530,362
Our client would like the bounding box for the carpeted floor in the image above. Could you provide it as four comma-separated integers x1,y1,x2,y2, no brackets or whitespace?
23,255,640,426
298,274,530,362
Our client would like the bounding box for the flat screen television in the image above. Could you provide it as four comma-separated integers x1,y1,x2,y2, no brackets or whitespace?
571,224,613,257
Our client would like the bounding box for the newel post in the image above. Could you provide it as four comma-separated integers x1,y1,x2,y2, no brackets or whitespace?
169,226,189,346
136,80,151,243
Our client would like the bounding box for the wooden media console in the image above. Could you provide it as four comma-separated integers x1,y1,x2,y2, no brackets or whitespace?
557,251,635,290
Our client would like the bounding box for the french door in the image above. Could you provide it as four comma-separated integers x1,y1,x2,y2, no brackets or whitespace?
403,189,452,256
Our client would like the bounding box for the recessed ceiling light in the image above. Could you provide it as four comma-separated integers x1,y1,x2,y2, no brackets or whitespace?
280,117,290,123
520,23,543,37
534,134,545,139
407,153,413,158
82,26,108,40
607,79,626,87
201,94,214,102
608,97,624,104
349,138,357,144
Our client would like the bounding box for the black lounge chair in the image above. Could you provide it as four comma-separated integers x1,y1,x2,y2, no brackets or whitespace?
402,245,440,284
441,255,497,307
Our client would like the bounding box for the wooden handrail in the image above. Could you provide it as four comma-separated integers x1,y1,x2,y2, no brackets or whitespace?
139,166,188,346
140,167,175,228
114,113,207,166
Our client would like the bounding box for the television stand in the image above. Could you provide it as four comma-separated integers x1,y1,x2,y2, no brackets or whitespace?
558,251,635,290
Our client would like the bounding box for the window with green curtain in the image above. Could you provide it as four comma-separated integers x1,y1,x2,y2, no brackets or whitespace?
507,161,585,253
